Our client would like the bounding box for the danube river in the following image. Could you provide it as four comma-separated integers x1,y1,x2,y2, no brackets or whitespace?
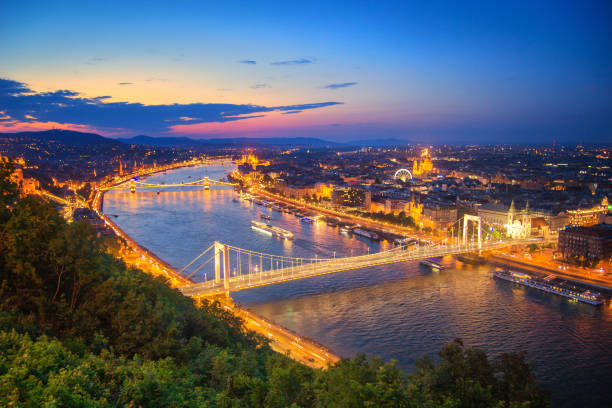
103,164,612,407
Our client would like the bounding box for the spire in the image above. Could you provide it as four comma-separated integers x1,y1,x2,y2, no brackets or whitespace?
525,200,530,214
509,199,516,214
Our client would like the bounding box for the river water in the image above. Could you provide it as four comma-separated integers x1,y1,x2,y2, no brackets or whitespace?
103,164,612,407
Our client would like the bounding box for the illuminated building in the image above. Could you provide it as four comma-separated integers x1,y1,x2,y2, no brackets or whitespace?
240,153,269,170
412,148,434,176
332,187,371,209
567,197,608,227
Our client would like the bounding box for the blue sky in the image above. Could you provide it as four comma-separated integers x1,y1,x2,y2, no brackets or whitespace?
1,0,611,143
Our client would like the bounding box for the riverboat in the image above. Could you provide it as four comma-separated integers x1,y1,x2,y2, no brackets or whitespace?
353,228,380,241
250,220,293,240
419,259,445,270
493,269,604,306
260,214,271,220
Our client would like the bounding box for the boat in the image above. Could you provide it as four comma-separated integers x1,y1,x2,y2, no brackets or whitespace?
254,200,263,205
260,214,271,220
455,253,486,265
420,259,445,270
250,220,293,239
493,269,604,306
353,228,380,241
300,217,314,223
339,226,351,234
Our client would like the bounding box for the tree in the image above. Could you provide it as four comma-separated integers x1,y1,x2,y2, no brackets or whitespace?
0,159,19,224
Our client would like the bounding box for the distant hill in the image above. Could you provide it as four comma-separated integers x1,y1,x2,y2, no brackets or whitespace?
346,138,412,147
118,135,346,148
1,130,408,149
1,129,122,146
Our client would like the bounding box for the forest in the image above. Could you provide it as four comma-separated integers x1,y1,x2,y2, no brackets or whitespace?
0,160,550,407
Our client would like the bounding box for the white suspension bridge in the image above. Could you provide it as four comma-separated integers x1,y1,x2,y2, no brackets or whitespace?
179,215,544,297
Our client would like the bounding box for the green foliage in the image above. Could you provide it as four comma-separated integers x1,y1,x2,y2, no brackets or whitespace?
0,175,550,407
362,210,417,228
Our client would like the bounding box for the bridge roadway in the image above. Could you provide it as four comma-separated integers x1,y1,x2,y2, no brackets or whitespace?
180,238,542,297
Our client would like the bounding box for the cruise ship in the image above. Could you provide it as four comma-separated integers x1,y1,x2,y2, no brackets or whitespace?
493,269,604,306
250,220,293,240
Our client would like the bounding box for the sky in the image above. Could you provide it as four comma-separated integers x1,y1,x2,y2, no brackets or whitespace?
1,0,611,143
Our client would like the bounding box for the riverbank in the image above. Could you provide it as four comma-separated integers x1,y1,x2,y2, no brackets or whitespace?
253,187,438,242
91,161,341,369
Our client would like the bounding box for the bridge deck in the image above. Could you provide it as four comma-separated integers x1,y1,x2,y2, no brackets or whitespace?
180,239,540,297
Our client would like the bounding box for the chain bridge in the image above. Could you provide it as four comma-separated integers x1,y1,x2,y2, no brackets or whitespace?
100,176,236,192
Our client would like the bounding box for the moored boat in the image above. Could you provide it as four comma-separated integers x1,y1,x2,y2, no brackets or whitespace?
493,268,604,306
420,259,445,270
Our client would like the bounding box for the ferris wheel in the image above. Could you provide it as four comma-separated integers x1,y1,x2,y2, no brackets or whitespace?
394,168,413,182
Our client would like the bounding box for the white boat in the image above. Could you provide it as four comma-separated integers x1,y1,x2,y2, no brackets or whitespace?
493,269,604,306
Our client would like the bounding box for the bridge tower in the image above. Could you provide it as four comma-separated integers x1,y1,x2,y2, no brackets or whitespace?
223,244,230,297
462,215,482,249
214,241,223,283
129,180,136,193
203,176,210,190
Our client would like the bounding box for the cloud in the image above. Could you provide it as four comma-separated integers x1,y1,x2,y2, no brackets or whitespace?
118,82,133,86
323,82,358,90
250,83,269,89
85,57,106,65
0,78,342,134
239,60,257,65
271,58,314,66
281,110,302,115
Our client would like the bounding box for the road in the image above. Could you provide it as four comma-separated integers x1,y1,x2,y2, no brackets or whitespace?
216,298,339,369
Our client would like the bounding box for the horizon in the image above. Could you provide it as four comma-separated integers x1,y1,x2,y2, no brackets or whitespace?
1,1,611,144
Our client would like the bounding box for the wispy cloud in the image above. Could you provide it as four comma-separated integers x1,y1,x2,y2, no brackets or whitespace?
239,60,257,65
250,83,269,89
0,78,342,134
118,82,133,86
281,110,302,115
271,58,314,66
323,82,358,90
85,57,106,65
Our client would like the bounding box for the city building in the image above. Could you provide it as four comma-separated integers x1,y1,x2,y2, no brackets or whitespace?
566,197,608,227
558,223,612,261
331,186,371,209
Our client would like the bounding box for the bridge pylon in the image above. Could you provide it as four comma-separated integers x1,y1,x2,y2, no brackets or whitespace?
203,176,210,190
462,215,482,250
214,241,223,283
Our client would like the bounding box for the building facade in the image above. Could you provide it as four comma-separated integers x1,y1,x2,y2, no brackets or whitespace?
558,224,612,261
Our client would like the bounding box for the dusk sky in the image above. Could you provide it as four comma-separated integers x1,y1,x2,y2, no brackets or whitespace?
1,0,611,143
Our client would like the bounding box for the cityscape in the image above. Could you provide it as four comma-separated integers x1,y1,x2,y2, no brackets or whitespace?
1,2,611,407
